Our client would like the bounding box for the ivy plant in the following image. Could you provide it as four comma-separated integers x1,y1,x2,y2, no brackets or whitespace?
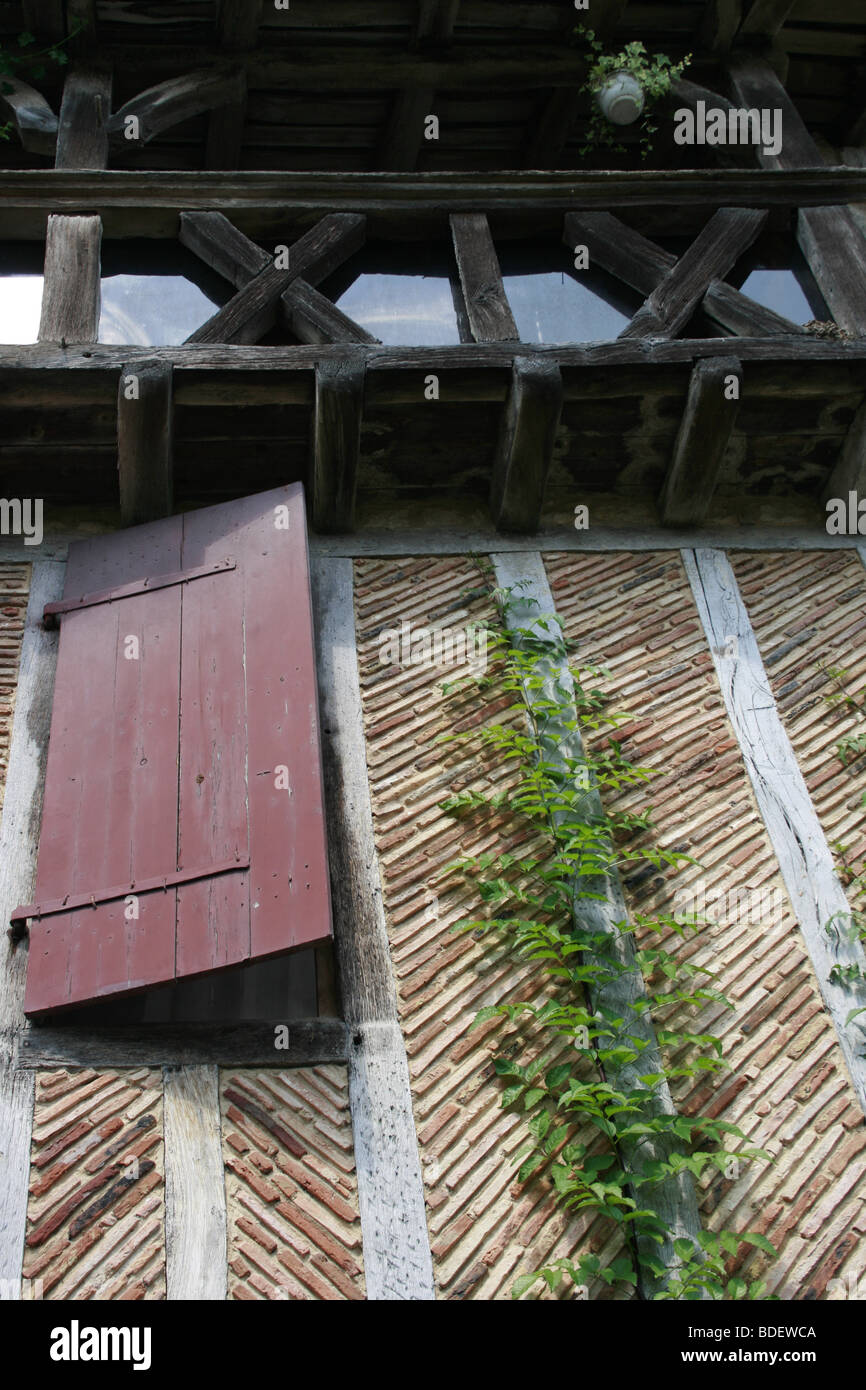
0,25,84,143
574,26,691,160
819,663,866,1028
438,579,777,1300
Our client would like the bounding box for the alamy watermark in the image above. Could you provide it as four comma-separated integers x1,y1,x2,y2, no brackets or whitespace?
378,618,488,675
673,100,782,158
0,497,43,547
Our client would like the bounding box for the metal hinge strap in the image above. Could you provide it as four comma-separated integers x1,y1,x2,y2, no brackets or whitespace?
10,854,250,926
42,557,236,628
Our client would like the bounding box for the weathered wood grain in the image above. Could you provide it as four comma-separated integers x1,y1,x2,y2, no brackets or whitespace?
491,552,707,1299
15,1018,349,1068
729,53,866,336
38,214,101,344
658,356,742,525
739,0,797,36
3,169,864,243
699,0,742,53
281,281,380,345
822,401,866,504
2,336,864,381
164,1065,227,1300
0,77,58,156
179,209,270,286
186,213,367,345
416,0,461,41
490,358,562,533
108,67,246,147
311,359,365,532
117,359,173,526
55,65,111,170
450,213,518,342
311,556,435,1300
684,548,866,1118
564,211,798,337
0,562,64,1300
620,207,768,339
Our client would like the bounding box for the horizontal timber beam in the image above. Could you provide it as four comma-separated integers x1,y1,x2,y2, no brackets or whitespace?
15,1018,349,1068
1,168,864,240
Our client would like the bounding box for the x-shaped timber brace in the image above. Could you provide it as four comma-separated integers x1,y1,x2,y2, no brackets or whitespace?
24,194,866,538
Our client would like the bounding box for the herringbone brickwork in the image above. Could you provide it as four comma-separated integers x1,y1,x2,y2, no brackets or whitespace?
222,1067,365,1300
23,1068,165,1299
545,549,866,1300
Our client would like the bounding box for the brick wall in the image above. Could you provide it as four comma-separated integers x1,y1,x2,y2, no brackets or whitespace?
23,1069,166,1300
545,549,866,1300
222,1066,365,1300
0,562,30,811
354,556,633,1300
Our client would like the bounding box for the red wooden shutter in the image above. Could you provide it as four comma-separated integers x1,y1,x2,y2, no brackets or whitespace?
15,483,332,1018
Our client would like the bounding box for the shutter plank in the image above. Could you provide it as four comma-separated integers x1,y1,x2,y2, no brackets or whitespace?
176,505,251,977
22,487,331,1017
26,521,184,1015
243,486,332,959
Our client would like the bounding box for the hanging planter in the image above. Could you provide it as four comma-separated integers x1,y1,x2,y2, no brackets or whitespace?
594,71,646,126
575,29,691,159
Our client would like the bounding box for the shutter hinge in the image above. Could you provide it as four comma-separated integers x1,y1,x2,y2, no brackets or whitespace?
10,853,250,927
42,557,236,628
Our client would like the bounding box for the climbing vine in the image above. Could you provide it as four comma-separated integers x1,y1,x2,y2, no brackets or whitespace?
573,27,691,161
438,578,776,1300
0,25,84,142
819,662,866,1027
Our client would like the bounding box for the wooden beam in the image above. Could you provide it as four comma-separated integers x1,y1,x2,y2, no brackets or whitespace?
15,1018,349,1068
450,213,518,342
620,207,767,339
311,556,435,1300
55,64,111,170
164,1066,227,1301
179,209,270,285
415,0,461,42
564,211,801,335
729,53,866,336
739,0,797,36
186,213,367,345
490,357,562,534
21,0,64,40
3,337,864,385
179,211,376,345
205,72,247,172
670,78,752,168
108,67,245,148
310,359,365,533
659,356,742,525
684,548,866,1119
216,0,263,49
491,553,707,1298
117,359,173,527
699,0,742,55
38,213,101,344
281,281,380,345
0,562,64,1301
701,279,802,335
4,169,866,244
0,78,57,157
822,401,866,505
378,85,436,173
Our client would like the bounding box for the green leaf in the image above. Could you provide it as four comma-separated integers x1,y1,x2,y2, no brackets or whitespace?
740,1232,777,1257
511,1272,540,1299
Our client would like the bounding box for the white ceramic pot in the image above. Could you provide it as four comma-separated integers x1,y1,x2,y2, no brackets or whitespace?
595,71,645,125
